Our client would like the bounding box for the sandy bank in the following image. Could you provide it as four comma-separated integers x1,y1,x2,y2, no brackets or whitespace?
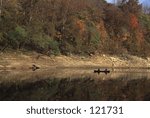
0,52,150,70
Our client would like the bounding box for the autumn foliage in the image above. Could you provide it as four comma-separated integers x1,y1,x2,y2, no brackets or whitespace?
0,0,150,56
130,14,139,29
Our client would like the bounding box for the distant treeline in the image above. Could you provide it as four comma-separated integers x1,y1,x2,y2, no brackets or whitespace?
0,0,150,56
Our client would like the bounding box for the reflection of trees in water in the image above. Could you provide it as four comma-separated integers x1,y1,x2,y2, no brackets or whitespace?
0,77,150,101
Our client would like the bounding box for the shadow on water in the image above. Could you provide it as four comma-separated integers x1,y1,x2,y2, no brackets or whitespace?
0,68,150,101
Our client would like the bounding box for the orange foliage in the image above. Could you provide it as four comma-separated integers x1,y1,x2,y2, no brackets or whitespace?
96,21,108,40
76,20,85,33
129,14,144,44
130,14,139,29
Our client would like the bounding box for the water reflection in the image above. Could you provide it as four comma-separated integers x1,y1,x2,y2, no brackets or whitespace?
0,69,150,101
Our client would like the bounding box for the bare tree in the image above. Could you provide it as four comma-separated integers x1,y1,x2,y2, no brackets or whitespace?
143,5,150,14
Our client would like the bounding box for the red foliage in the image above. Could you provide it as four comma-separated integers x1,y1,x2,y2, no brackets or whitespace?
130,14,139,29
129,14,144,44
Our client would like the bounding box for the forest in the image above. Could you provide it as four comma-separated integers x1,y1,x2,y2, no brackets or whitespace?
0,0,150,57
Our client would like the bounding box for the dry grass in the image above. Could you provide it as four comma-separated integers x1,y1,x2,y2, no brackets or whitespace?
0,52,150,70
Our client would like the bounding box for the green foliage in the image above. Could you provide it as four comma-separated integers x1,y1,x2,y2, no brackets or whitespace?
90,27,100,48
31,34,49,49
15,26,27,38
49,38,60,55
87,23,101,52
139,14,150,43
30,34,60,55
7,26,27,49
139,14,150,30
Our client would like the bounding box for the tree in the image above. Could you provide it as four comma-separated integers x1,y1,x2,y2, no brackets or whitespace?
120,0,142,15
7,26,27,49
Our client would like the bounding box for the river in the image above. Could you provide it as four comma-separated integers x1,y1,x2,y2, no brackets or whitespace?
0,68,150,101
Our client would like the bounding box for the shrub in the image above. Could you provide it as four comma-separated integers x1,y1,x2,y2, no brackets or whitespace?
7,26,27,49
48,38,60,55
86,22,101,53
139,14,150,43
30,34,60,55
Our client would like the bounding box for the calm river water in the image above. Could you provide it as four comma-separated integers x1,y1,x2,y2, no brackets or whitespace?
0,68,150,101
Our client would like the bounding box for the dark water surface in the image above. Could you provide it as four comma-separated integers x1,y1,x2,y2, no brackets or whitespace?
0,68,150,101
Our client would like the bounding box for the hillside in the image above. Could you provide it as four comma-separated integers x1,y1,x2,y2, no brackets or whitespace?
0,0,150,57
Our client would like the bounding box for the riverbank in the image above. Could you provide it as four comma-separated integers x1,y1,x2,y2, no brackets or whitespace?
0,51,150,70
